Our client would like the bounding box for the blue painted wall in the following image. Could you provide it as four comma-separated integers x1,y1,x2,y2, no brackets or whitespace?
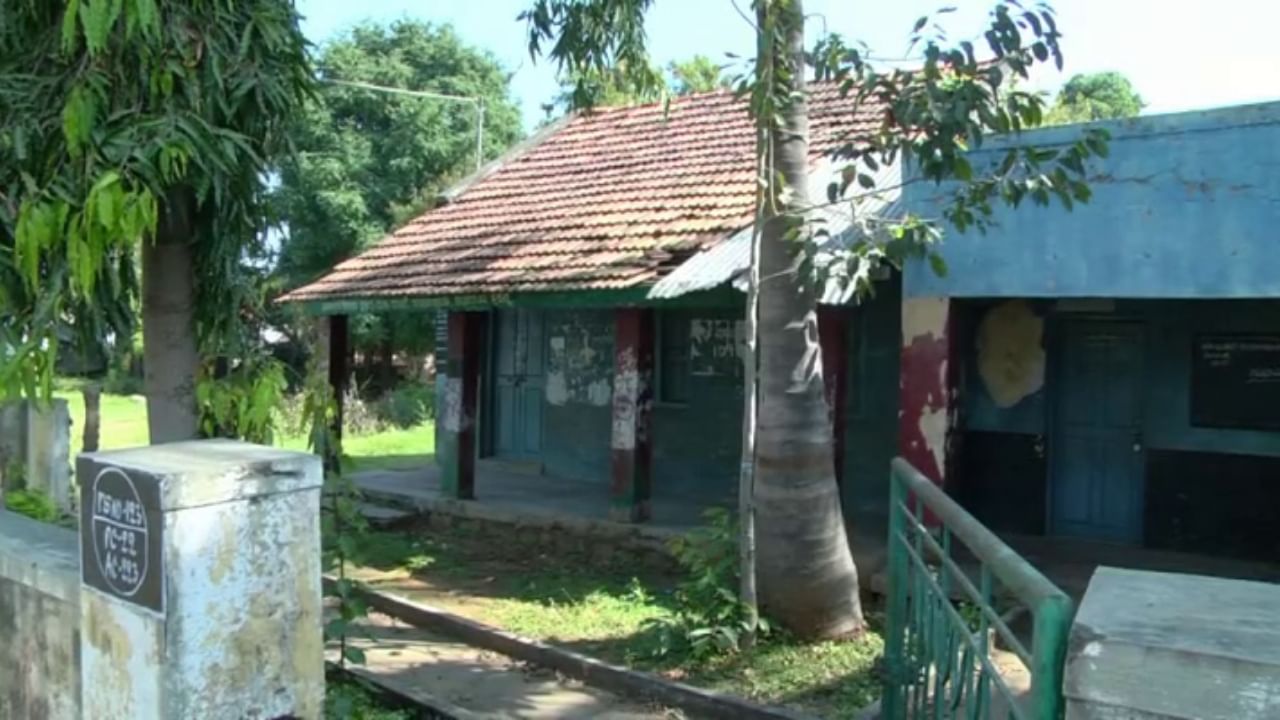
653,307,743,503
1139,300,1280,457
463,288,903,522
540,309,615,483
904,102,1280,299
962,299,1280,457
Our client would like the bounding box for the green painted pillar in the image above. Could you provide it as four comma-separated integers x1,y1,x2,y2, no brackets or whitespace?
609,308,654,522
441,311,484,499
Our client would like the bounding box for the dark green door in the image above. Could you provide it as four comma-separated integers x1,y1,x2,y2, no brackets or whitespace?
493,309,545,460
1051,321,1144,543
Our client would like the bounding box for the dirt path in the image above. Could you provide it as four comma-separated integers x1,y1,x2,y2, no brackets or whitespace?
331,611,682,719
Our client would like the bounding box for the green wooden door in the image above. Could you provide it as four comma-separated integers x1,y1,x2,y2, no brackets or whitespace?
1051,321,1145,543
493,309,545,460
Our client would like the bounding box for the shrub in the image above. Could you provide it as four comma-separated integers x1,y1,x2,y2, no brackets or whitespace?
103,366,144,396
5,489,60,523
196,358,288,444
277,384,387,440
342,385,386,436
648,507,771,660
374,381,435,429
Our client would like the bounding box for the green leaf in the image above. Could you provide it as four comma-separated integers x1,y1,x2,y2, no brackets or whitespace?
61,0,82,52
342,646,367,666
929,252,949,278
62,85,96,157
80,0,123,54
324,618,348,639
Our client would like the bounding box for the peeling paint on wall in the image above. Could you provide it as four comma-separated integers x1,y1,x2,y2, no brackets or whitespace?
546,313,614,406
587,379,613,407
899,297,954,484
918,405,949,481
977,300,1045,408
612,348,639,451
440,377,463,433
903,297,949,343
690,318,745,377
545,371,569,406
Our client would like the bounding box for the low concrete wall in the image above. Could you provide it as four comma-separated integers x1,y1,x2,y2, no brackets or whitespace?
0,510,81,720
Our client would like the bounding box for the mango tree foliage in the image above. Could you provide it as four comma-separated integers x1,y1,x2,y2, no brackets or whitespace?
522,0,1110,640
269,20,522,370
670,54,730,95
545,54,729,119
272,20,523,291
0,0,311,408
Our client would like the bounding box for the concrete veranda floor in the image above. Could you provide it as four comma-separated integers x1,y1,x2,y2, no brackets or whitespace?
351,458,731,539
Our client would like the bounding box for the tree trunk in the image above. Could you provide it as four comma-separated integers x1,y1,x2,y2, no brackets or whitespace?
753,0,865,640
82,383,101,453
141,192,200,444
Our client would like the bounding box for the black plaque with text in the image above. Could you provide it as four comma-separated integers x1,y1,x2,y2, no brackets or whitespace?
79,460,165,613
1191,334,1280,431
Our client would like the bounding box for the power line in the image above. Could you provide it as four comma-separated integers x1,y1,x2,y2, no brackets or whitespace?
320,78,486,172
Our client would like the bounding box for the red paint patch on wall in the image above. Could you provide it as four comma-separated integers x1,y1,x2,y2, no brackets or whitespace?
898,310,956,487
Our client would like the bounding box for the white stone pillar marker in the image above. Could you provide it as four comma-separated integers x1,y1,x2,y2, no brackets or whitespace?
78,440,324,719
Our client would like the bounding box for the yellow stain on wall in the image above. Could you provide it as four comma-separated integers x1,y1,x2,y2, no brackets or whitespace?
977,300,1046,408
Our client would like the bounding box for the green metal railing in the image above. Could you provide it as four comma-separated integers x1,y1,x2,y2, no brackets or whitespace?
882,458,1073,720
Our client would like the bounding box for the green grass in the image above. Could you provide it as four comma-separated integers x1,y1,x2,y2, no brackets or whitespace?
59,390,151,457
341,523,883,717
58,388,434,472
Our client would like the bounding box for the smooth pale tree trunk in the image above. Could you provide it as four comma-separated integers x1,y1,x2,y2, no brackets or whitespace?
142,192,200,444
737,186,763,650
753,0,865,640
82,383,101,453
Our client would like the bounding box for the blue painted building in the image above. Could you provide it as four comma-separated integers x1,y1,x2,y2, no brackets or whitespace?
290,82,1280,564
902,101,1280,562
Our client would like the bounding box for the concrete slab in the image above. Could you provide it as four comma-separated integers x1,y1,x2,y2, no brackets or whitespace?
1065,566,1280,719
333,611,675,719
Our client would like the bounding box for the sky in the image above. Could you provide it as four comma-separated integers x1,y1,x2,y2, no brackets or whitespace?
297,0,1280,132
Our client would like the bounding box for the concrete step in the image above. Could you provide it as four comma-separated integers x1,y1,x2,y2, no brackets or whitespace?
357,502,414,528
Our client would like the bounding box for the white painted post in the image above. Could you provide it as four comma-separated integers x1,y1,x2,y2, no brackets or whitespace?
77,440,324,719
0,399,72,514
27,399,73,513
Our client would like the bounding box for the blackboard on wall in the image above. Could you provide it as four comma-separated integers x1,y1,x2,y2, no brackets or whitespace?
1191,334,1280,431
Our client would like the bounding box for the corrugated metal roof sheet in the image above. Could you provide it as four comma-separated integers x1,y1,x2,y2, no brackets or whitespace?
279,84,888,304
648,160,903,302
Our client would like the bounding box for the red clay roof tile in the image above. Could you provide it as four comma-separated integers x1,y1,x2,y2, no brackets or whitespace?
280,83,884,304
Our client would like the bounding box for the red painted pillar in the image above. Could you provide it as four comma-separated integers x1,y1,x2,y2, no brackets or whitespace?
442,311,484,500
609,308,655,523
817,306,848,488
898,297,959,487
326,314,350,473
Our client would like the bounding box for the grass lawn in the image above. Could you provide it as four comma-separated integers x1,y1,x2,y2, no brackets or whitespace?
342,522,884,718
57,388,434,472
